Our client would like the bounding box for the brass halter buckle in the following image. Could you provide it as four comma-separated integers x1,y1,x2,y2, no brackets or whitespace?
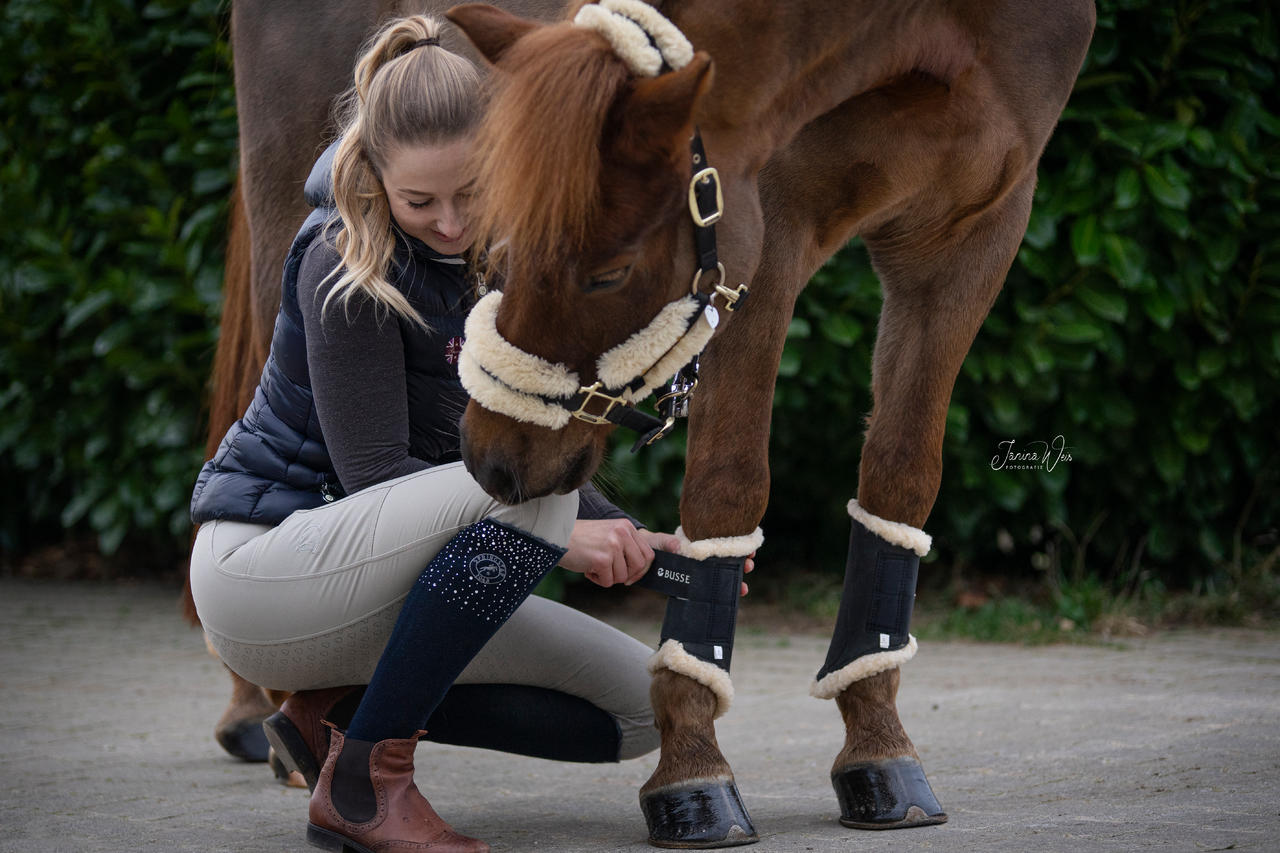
688,167,723,227
570,381,629,425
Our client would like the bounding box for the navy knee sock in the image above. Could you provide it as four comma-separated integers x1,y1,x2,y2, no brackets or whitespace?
328,684,623,763
346,519,566,742
425,684,623,763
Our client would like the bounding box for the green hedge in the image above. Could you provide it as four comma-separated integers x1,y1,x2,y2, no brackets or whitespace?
2,1,1276,596
0,0,235,558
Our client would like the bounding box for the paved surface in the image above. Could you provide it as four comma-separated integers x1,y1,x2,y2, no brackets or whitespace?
1,578,1278,852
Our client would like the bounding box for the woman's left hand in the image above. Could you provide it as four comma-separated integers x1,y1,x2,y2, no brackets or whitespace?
561,520,681,588
562,520,757,596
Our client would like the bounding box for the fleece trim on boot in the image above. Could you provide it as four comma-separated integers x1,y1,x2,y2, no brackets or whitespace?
648,638,734,719
673,526,764,560
847,499,931,557
809,635,919,699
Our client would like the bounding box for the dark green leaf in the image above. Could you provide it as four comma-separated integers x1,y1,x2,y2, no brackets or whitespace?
1142,163,1191,209
1113,167,1142,209
1070,214,1102,264
1076,283,1127,323
1048,322,1105,344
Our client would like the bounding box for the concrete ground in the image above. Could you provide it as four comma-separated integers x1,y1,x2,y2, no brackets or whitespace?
1,577,1277,853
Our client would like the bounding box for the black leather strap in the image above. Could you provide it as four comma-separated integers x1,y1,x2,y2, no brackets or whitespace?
690,131,720,274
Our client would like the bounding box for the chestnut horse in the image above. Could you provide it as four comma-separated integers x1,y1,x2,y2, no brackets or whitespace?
201,0,1093,843
445,0,1092,845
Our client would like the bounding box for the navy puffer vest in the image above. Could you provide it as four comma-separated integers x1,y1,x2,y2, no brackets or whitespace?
190,145,474,525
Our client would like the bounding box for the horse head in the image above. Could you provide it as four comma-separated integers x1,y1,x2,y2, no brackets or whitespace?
448,4,761,504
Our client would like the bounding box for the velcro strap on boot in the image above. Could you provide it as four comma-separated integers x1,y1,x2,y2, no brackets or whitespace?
810,501,929,699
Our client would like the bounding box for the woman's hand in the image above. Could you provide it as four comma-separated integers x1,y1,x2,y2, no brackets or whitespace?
561,520,682,588
562,520,756,596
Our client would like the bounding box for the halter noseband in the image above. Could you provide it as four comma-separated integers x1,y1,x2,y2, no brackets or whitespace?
457,1,749,451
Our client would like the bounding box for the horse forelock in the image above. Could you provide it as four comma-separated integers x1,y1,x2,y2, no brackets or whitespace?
470,24,633,282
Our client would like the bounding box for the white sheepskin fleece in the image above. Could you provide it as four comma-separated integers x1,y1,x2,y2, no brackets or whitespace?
808,636,919,699
648,639,734,719
457,348,571,428
846,499,932,557
573,0,694,77
462,292,580,399
673,526,764,560
629,309,717,401
596,296,701,391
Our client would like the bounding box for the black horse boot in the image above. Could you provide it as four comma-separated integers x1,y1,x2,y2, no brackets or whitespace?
812,499,946,829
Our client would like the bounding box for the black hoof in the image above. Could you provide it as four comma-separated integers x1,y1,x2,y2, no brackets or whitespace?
214,716,270,763
832,756,947,829
262,710,322,791
640,779,759,848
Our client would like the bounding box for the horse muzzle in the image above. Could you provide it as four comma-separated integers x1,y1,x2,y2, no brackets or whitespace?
459,405,601,504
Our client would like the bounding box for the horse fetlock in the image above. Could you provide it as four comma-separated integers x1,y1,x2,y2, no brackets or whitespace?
650,664,724,725
831,669,918,769
644,669,734,794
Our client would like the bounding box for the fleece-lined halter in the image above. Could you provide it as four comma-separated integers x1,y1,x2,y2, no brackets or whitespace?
458,0,748,450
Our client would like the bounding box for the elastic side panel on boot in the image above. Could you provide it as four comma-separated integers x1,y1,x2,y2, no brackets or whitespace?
331,736,378,824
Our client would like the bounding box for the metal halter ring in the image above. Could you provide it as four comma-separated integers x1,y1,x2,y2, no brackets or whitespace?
690,261,726,296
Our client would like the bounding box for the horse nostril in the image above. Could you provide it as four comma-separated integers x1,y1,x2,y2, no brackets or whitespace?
488,463,524,506
561,445,594,493
466,449,525,506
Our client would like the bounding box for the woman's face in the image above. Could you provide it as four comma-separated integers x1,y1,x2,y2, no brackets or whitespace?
380,137,475,256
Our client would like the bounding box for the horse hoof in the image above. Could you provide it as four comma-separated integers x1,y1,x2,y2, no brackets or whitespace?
268,748,308,788
214,716,271,762
640,778,759,848
262,710,322,791
831,756,947,829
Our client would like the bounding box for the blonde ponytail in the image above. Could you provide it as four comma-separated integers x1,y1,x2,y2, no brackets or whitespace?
321,16,481,327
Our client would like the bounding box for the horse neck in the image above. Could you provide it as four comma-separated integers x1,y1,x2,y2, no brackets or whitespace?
669,0,972,168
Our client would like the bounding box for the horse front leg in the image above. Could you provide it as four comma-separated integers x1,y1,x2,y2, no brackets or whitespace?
817,174,1039,829
211,658,278,762
637,285,791,848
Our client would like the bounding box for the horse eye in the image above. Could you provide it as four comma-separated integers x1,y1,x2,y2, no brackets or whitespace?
585,266,632,292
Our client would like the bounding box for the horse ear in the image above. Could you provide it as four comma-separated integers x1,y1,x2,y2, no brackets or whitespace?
624,52,714,153
446,3,539,65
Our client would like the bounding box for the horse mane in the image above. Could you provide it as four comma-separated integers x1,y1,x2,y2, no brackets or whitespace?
469,23,631,280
